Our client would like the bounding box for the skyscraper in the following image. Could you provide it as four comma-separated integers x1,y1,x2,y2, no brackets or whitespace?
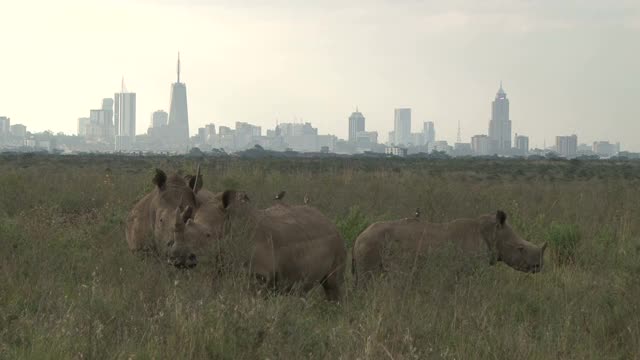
114,91,136,151
488,82,512,153
0,117,10,135
472,134,491,155
151,110,168,129
348,108,365,142
514,134,529,155
394,108,411,146
102,98,114,127
556,135,578,158
168,53,190,149
423,121,435,144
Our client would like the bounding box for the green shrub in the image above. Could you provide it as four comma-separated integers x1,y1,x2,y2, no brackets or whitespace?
547,223,581,265
335,206,371,249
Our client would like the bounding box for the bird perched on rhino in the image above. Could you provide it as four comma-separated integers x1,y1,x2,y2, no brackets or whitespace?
275,190,286,200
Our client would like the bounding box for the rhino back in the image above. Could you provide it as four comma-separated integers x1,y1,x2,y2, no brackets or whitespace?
251,204,345,285
353,218,486,281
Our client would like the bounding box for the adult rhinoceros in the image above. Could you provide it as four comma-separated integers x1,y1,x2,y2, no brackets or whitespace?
190,188,347,301
352,210,547,286
125,169,206,268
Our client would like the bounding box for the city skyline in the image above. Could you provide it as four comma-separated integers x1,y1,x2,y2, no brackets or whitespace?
1,1,638,149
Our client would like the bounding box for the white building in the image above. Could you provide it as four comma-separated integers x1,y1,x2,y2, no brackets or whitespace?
393,108,411,146
348,109,365,143
385,146,408,157
423,121,435,144
593,141,619,157
514,134,529,155
488,83,512,153
114,92,136,151
556,135,578,158
10,124,27,138
472,134,492,155
0,117,10,134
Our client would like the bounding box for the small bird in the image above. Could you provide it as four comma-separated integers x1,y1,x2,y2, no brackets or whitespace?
275,190,286,200
303,194,310,205
414,208,421,218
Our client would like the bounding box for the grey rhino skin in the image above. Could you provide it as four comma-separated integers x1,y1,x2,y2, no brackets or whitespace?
125,169,206,268
353,210,547,286
189,187,347,301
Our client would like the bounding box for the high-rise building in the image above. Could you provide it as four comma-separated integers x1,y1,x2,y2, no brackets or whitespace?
514,134,529,155
78,117,90,136
115,92,136,151
394,108,411,146
235,121,262,149
102,98,114,126
197,127,207,144
472,134,492,155
556,135,578,158
10,124,27,138
151,110,169,129
168,53,190,149
423,121,435,144
0,117,10,134
348,109,365,142
204,124,216,145
488,82,512,153
593,141,620,157
356,131,378,147
410,133,425,146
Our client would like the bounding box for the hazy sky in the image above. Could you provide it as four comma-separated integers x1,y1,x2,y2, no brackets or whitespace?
1,0,639,149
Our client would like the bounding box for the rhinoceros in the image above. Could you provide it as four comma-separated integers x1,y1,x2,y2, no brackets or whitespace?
125,169,207,268
190,188,347,301
352,210,547,285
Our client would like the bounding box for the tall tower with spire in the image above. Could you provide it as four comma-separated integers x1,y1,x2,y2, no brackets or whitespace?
348,107,365,142
168,52,190,150
488,81,512,154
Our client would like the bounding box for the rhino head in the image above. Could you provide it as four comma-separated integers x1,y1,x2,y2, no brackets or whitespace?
150,168,205,269
481,210,547,273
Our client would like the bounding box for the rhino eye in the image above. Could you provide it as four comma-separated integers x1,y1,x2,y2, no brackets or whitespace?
166,240,175,247
206,233,211,238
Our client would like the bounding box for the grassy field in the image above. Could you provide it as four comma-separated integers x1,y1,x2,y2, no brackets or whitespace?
1,154,640,359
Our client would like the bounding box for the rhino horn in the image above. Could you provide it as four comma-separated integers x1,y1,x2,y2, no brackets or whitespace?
181,205,193,223
541,242,548,253
174,207,186,231
192,164,201,193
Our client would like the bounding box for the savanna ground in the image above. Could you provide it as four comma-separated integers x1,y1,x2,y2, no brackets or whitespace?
1,154,640,359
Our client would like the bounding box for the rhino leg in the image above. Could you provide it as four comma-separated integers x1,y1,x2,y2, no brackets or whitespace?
321,263,345,301
125,211,152,253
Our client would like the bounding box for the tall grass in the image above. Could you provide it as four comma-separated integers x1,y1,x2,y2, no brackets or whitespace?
1,155,640,359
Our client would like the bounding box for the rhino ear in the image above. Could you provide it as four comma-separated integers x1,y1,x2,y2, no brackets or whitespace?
496,210,507,227
187,174,203,193
222,190,236,209
153,169,167,189
222,190,250,209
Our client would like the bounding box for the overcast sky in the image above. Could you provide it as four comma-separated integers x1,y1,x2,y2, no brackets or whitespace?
1,0,639,149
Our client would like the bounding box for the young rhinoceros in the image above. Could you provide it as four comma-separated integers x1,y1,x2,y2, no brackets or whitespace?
192,189,347,301
352,210,547,285
126,169,209,268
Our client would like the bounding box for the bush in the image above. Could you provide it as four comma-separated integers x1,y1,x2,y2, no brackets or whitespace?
335,206,371,249
547,223,581,265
